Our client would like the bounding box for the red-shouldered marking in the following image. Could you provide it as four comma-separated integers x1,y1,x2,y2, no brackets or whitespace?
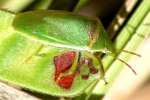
54,51,76,80
57,74,75,89
53,51,76,89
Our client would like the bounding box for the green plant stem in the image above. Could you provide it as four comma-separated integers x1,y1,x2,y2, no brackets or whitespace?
74,0,89,12
0,0,34,12
30,0,53,10
107,0,139,39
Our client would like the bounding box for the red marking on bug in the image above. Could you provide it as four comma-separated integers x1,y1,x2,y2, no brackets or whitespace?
54,51,76,80
57,74,75,89
54,51,76,89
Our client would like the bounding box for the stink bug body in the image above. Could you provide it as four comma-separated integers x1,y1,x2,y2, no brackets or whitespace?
13,10,113,88
10,10,136,96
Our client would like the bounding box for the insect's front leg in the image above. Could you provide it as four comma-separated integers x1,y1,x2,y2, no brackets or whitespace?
94,52,108,84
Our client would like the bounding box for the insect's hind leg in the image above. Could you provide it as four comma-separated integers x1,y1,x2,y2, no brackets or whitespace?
94,52,108,84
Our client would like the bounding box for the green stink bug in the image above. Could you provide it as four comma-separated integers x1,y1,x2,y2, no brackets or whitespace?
12,10,113,85
10,10,136,96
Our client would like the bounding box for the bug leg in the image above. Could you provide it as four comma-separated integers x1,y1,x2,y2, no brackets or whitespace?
94,53,108,84
86,58,98,74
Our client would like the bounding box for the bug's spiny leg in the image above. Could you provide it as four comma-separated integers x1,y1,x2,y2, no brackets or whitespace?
94,53,108,84
86,58,98,74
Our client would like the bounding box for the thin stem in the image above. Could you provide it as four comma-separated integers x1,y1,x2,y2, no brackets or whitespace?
0,0,34,12
30,0,53,10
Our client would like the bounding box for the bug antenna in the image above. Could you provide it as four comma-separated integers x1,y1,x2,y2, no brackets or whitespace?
122,50,141,57
117,58,137,75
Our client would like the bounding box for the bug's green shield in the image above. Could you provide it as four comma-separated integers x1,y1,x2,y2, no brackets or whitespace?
13,10,114,53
